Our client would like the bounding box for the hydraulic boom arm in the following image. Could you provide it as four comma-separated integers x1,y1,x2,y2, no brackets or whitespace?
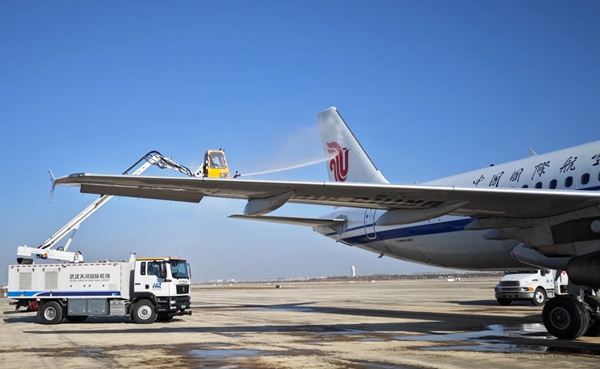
17,151,198,263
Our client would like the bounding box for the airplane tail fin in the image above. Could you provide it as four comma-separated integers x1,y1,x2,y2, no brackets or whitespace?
317,107,388,184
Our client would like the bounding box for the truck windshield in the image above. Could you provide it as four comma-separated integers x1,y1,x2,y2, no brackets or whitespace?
169,260,189,279
505,270,538,275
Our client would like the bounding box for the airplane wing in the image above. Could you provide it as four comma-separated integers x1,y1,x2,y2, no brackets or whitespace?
55,173,600,219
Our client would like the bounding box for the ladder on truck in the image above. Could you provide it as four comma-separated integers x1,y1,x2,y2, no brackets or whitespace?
16,151,198,264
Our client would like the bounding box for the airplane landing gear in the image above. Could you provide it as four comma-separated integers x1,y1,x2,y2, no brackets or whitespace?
542,296,590,339
583,295,600,336
542,296,599,339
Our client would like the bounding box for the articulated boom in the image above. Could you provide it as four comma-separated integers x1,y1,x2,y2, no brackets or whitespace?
16,151,202,264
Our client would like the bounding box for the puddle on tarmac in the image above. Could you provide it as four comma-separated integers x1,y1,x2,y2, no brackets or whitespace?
189,348,420,369
353,361,420,369
67,324,600,360
119,343,232,351
188,348,316,363
422,341,558,354
308,324,555,353
486,323,555,339
357,337,388,342
392,323,600,355
394,323,553,343
189,349,269,358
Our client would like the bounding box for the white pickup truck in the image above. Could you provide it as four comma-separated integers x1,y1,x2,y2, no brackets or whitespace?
494,269,568,306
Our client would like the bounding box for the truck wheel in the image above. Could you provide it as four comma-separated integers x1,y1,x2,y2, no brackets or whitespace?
532,288,547,306
133,300,157,324
39,301,63,325
497,298,512,306
542,296,590,339
66,316,88,323
156,313,174,322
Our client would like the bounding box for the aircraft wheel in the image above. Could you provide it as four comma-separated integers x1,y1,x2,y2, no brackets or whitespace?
497,298,512,306
584,295,600,337
542,296,589,339
133,300,157,324
66,315,88,323
532,288,547,306
39,301,63,325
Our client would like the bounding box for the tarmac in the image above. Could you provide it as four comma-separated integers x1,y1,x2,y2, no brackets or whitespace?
1,278,600,368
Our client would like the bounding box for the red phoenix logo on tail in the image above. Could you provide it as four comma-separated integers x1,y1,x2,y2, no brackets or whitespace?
327,142,350,182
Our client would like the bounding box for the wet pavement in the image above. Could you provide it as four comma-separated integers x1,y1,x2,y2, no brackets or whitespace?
1,279,599,368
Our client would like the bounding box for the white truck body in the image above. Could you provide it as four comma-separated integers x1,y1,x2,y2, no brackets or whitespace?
8,260,130,300
7,254,191,324
494,269,568,306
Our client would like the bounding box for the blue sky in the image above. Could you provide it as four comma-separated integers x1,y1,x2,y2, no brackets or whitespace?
1,1,600,284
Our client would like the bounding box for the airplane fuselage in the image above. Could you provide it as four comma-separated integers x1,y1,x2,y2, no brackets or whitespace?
314,141,600,270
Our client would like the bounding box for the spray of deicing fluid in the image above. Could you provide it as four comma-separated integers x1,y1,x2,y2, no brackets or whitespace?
229,124,334,178
240,156,330,177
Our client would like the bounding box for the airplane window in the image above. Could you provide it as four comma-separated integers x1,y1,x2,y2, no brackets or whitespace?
549,179,557,189
565,176,573,188
535,182,542,189
522,184,528,188
582,173,590,185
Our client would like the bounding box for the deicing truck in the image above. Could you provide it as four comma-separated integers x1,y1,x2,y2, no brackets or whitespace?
5,150,223,324
494,269,568,306
7,254,191,324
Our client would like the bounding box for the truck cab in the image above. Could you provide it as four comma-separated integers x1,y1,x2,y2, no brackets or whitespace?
494,269,568,306
132,257,191,323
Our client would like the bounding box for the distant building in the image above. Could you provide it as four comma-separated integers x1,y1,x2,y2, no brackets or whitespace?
351,266,356,278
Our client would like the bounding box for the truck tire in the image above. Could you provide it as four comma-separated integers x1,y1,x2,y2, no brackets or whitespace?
133,300,157,324
39,301,63,325
532,288,547,306
497,298,512,306
66,316,88,323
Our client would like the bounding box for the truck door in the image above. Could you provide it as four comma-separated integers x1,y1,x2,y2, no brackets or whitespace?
134,261,166,294
542,270,554,290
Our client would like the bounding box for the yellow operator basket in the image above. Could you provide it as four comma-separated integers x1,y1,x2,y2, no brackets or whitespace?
203,149,230,178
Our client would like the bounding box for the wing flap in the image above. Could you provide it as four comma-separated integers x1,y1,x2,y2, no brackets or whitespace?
228,214,347,227
81,184,204,203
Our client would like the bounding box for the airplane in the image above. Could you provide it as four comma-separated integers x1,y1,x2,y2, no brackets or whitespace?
55,107,600,340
